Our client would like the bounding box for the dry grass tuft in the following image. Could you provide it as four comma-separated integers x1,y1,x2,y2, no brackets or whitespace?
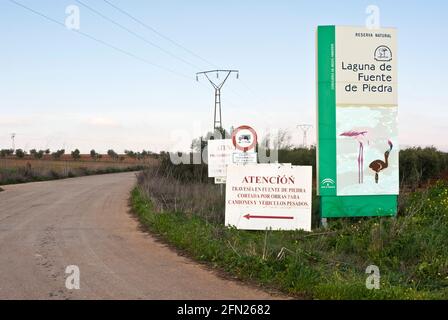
137,166,225,223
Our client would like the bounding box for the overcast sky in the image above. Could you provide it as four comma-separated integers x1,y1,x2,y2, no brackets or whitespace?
1,0,447,153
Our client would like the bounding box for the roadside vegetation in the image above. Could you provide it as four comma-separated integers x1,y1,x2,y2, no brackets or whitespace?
132,146,448,299
0,148,157,185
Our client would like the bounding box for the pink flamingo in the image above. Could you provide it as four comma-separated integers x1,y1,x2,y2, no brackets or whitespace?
340,131,369,184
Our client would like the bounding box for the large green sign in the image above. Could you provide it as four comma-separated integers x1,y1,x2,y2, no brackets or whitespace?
317,26,398,218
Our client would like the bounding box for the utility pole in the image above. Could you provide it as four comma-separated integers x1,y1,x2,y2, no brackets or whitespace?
196,70,239,132
297,124,313,148
11,133,16,152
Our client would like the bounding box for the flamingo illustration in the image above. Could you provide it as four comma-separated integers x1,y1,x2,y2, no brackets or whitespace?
340,131,369,184
369,140,393,184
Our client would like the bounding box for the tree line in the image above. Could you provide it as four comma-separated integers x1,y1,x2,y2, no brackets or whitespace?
0,148,155,161
161,129,448,189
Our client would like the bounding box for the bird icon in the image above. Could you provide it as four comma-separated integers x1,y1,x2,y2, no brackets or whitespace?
369,140,393,184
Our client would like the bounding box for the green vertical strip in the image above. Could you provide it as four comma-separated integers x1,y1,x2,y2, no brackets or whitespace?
317,26,337,196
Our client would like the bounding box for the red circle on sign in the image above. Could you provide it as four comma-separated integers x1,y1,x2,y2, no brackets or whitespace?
232,125,258,152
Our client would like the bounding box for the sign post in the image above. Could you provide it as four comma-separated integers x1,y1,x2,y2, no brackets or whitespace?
317,26,399,218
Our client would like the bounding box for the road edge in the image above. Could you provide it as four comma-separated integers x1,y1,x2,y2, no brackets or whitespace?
129,187,293,300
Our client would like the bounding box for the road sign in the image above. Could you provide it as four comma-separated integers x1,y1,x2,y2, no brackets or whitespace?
225,164,312,231
317,26,398,218
207,139,235,178
232,125,257,152
207,138,259,183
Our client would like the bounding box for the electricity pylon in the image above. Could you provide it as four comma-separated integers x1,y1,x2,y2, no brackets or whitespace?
196,70,239,131
11,133,16,151
297,124,313,148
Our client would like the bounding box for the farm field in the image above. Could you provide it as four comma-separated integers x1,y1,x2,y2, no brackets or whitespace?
0,156,158,186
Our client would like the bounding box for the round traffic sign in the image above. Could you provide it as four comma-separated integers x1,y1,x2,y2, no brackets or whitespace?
231,125,257,152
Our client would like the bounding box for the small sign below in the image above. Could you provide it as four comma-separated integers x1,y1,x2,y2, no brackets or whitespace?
232,152,257,165
214,177,227,184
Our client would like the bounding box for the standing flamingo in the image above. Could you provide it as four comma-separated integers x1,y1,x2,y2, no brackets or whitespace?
340,131,369,184
369,140,393,184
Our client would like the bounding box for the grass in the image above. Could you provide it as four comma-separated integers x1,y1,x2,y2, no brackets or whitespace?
131,174,448,300
0,158,151,185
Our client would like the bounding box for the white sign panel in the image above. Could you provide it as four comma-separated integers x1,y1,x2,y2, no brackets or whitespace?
335,27,397,106
335,27,399,196
225,164,312,231
232,152,257,165
207,139,235,178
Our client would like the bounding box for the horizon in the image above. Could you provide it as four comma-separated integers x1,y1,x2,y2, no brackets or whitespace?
1,143,446,156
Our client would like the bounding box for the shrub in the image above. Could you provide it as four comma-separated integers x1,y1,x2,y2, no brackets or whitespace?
138,166,224,223
400,147,448,188
0,149,14,157
52,149,65,160
158,151,209,184
71,149,81,161
90,149,99,160
107,149,119,160
15,149,25,158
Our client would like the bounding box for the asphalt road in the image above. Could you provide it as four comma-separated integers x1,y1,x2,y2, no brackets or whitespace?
0,172,278,300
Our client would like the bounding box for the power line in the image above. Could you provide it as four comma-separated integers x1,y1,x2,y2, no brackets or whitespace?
102,0,219,69
8,0,192,81
96,1,257,110
75,0,201,70
8,0,249,116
